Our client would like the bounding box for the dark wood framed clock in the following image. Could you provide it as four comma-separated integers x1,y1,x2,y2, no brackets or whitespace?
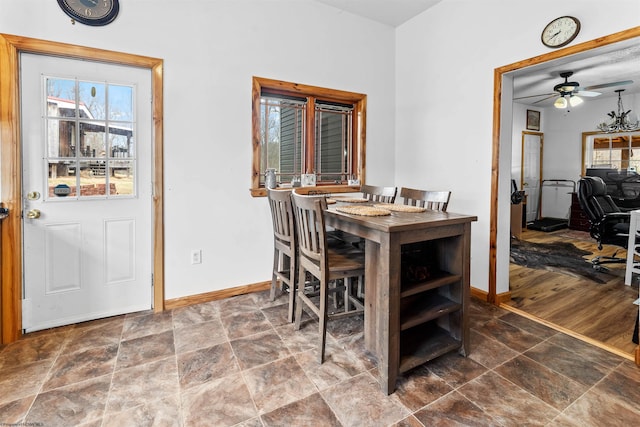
541,16,581,48
57,0,120,26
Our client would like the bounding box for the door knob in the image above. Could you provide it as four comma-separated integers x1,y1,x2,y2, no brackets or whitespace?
27,209,41,219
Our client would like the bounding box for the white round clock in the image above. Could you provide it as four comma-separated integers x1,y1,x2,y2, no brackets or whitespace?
541,16,581,48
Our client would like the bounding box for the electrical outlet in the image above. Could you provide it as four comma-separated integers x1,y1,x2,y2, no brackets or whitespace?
191,249,202,264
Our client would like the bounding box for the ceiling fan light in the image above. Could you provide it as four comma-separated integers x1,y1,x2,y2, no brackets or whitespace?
554,96,568,109
569,95,583,107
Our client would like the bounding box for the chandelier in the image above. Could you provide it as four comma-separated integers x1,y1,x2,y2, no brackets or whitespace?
597,89,640,133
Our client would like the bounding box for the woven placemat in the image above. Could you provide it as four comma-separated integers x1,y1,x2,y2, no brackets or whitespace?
332,197,369,203
336,205,391,216
373,203,426,213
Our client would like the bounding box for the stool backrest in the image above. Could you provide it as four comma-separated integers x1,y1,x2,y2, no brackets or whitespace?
267,188,296,254
361,184,397,203
291,190,328,274
400,187,451,211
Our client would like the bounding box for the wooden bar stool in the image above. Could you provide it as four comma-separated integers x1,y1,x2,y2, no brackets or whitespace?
291,190,365,363
267,188,297,323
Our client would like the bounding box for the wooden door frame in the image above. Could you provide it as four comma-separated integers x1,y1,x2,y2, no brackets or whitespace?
521,131,543,221
489,26,640,364
0,34,164,344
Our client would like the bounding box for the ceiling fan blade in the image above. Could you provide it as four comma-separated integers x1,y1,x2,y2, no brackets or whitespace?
574,89,601,97
513,92,555,101
582,80,633,91
532,94,558,105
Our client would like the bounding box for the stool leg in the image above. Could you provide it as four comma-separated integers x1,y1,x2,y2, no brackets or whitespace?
318,278,328,363
270,249,279,301
294,266,306,331
287,260,296,323
344,278,350,312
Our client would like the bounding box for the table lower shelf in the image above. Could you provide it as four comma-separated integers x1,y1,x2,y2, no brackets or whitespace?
399,323,462,373
400,293,461,331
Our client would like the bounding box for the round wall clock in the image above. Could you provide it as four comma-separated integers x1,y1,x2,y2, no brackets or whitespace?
541,16,581,48
57,0,120,26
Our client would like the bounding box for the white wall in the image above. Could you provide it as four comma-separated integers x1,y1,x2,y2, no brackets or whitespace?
0,0,396,299
396,0,640,295
1,0,639,301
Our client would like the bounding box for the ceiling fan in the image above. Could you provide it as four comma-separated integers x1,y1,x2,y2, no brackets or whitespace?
515,71,633,108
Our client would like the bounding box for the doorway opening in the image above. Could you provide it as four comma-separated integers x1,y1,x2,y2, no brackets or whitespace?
0,34,165,344
489,27,640,363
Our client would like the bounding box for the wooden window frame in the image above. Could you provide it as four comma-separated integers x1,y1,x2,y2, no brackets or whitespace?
251,76,366,197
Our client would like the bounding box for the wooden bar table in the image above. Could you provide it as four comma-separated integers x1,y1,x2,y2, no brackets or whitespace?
324,204,477,394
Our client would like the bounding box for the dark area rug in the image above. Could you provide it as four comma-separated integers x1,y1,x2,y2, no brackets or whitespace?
510,238,614,284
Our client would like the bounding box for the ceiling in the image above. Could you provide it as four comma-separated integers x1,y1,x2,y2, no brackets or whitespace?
312,1,639,108
513,40,640,108
313,0,442,27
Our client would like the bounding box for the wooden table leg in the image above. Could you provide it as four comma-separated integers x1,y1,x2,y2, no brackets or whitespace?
375,233,401,395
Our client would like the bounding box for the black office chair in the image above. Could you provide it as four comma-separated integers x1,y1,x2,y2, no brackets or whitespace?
576,176,631,270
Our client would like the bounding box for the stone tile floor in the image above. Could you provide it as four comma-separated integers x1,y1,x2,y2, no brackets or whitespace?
1,291,639,426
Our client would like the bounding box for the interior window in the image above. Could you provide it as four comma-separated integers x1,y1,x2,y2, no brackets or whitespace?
45,77,136,199
251,77,366,196
582,132,640,174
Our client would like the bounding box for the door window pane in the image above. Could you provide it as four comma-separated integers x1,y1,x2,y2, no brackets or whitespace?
78,81,106,120
46,78,76,118
109,160,134,195
48,161,76,198
79,160,107,196
109,126,134,158
79,121,106,158
109,84,133,121
47,120,76,157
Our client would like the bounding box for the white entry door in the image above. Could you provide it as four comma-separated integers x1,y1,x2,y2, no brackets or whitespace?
20,53,153,332
522,132,542,223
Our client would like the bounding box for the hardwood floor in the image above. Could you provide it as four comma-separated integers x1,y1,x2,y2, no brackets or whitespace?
506,228,639,357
